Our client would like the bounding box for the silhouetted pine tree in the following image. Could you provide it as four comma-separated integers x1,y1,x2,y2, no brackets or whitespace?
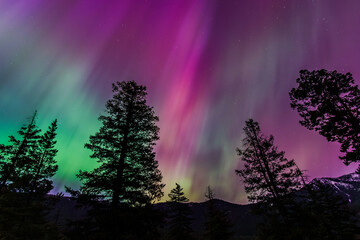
0,115,58,195
236,119,303,212
289,69,360,171
29,119,58,195
203,186,233,240
0,112,62,239
167,183,193,240
0,111,41,191
66,81,164,240
235,119,304,238
74,81,164,207
235,119,358,239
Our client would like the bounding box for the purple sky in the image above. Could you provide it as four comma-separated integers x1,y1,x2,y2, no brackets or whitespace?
0,0,359,203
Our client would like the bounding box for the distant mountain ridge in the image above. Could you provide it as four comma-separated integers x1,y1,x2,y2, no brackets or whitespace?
311,172,360,205
49,172,360,238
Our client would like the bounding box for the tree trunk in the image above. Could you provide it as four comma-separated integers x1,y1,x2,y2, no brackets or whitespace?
112,96,135,208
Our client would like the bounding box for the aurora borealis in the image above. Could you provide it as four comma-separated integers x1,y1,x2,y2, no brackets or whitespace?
0,0,359,203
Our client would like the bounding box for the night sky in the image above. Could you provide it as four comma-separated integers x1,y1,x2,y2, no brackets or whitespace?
0,0,359,203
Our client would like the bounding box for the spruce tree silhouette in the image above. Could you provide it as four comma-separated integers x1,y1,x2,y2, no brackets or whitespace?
0,111,41,191
30,119,58,195
167,183,193,240
236,119,303,208
72,81,164,207
289,69,360,172
236,119,358,239
66,81,164,240
235,119,304,239
0,112,61,239
203,186,233,240
0,111,58,194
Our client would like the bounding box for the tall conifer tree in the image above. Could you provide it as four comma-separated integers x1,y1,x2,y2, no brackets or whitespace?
30,119,59,195
0,113,58,194
236,119,303,206
0,112,61,239
77,81,164,207
0,111,41,192
235,119,304,234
